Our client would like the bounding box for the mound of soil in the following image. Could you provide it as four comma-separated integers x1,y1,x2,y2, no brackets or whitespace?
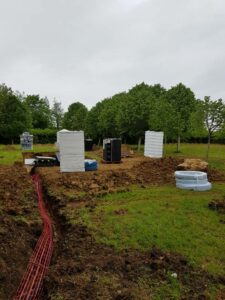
38,157,183,202
38,156,225,204
0,164,42,299
208,199,225,213
177,158,208,171
207,168,225,182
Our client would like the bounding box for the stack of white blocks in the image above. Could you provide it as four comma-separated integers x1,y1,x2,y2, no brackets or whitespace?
58,130,85,172
144,131,164,158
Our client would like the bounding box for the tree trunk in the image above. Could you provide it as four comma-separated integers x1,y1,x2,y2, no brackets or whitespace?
176,135,180,152
11,138,14,145
98,138,101,146
206,134,211,161
138,137,142,152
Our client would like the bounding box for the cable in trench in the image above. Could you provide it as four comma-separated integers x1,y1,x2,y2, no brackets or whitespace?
14,174,53,300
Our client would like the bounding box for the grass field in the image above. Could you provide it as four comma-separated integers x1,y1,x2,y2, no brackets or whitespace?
164,143,225,171
0,144,56,164
72,183,225,277
0,143,225,166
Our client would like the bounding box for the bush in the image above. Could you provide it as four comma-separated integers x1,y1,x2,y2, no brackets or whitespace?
30,128,57,144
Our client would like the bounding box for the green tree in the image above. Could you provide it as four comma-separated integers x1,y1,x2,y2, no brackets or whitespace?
52,99,64,129
166,83,196,152
202,96,225,159
98,93,126,139
24,95,52,129
117,93,150,150
85,102,103,143
117,83,162,150
63,102,88,130
189,100,207,141
0,84,31,143
150,96,177,147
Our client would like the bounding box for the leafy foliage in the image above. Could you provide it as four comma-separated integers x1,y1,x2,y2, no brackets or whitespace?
63,102,88,130
0,81,224,151
0,84,31,143
30,128,58,144
24,95,52,129
52,99,64,129
201,96,225,158
166,83,196,151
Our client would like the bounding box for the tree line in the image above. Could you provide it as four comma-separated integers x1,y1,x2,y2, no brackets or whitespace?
0,82,225,155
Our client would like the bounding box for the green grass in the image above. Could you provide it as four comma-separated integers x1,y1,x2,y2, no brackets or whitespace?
72,183,225,277
164,143,225,171
0,143,225,166
0,144,56,164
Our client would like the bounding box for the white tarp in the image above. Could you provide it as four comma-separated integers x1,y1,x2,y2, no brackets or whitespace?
144,131,164,158
58,130,85,172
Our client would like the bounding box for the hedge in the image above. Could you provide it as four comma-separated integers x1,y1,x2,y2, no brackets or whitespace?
30,128,57,144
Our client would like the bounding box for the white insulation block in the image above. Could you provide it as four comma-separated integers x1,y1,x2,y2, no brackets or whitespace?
144,131,164,158
58,130,85,172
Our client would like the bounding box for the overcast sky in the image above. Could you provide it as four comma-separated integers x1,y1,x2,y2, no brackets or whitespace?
0,0,225,109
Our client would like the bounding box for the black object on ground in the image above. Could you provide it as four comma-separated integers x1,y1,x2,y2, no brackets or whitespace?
103,138,121,163
85,139,93,151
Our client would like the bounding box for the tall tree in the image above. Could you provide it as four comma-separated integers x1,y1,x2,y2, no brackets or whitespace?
24,95,52,129
98,93,126,139
150,96,177,146
117,93,150,150
52,99,64,129
166,83,196,152
117,83,162,150
85,102,103,142
202,96,225,159
189,100,207,140
63,102,88,130
0,84,31,143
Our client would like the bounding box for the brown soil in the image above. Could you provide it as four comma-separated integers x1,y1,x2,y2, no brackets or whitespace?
208,198,225,213
38,157,181,201
38,156,225,203
0,164,41,300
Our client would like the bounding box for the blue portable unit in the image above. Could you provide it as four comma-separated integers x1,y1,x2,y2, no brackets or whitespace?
85,159,98,171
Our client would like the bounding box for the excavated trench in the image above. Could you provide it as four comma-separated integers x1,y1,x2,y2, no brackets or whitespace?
13,174,53,300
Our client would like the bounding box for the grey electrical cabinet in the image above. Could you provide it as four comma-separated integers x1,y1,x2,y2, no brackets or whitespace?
20,132,33,151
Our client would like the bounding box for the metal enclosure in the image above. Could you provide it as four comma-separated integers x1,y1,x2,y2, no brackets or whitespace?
85,139,93,151
103,138,121,163
20,132,33,150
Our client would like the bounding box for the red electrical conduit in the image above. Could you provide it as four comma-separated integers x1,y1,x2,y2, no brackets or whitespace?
14,174,53,300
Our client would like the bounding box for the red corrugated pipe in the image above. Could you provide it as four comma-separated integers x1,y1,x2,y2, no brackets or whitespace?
14,174,53,300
